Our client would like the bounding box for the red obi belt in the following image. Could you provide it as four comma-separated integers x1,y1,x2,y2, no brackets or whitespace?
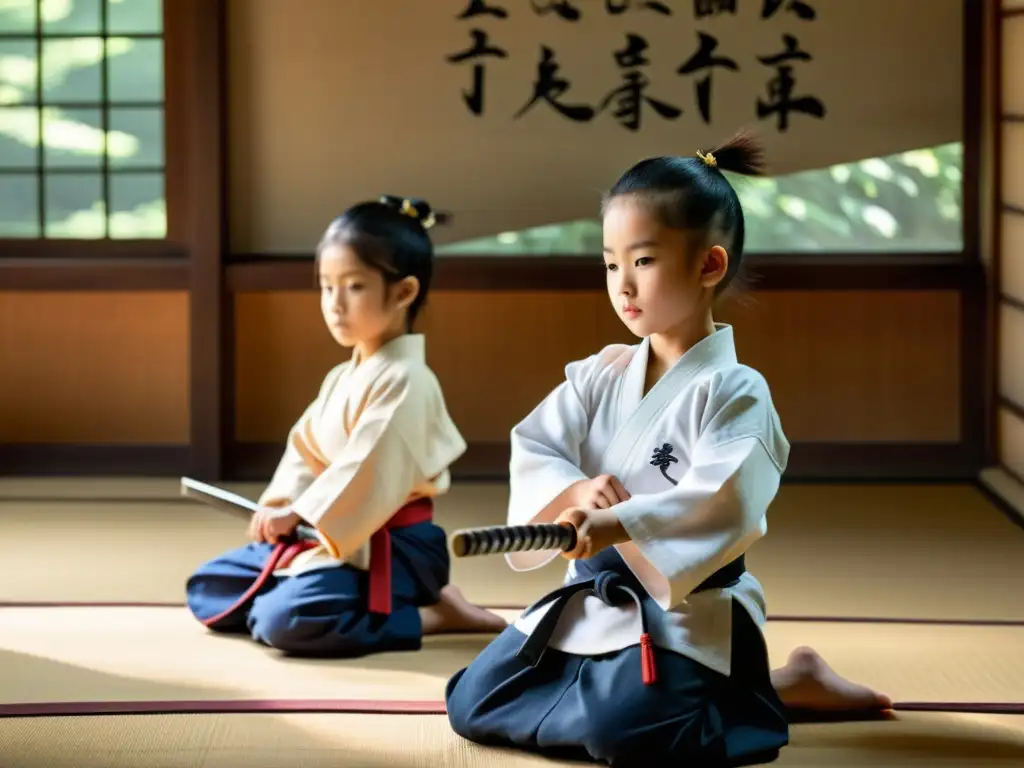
199,498,433,628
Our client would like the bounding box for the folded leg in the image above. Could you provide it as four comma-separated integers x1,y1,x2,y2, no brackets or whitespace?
447,600,788,767
185,542,279,632
247,521,450,656
246,563,423,655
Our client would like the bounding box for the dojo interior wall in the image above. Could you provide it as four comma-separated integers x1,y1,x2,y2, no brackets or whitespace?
0,0,987,483
999,1,1024,487
0,292,960,456
225,0,967,476
233,291,960,449
0,293,190,445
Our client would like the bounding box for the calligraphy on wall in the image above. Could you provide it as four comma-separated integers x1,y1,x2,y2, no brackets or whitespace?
446,0,824,132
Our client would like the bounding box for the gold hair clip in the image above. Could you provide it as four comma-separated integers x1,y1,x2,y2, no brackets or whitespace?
400,198,418,218
697,150,717,167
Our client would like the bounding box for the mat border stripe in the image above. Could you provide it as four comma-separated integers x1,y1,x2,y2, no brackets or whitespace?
0,698,1020,719
1,602,1023,627
0,699,446,718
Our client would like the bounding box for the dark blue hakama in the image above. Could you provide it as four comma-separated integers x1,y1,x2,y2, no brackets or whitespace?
185,520,448,657
445,548,788,766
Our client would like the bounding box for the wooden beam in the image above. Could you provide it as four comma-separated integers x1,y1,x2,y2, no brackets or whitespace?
0,440,976,482
226,253,977,293
0,241,185,258
226,440,977,484
165,0,229,480
959,0,986,470
0,256,187,290
992,0,1006,468
0,445,190,476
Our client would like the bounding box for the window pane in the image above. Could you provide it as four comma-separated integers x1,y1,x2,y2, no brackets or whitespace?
0,5,167,240
44,171,105,237
109,171,164,238
0,106,39,168
0,0,37,34
43,106,103,168
107,37,161,102
739,143,963,252
43,0,102,35
437,144,964,256
108,106,161,168
0,173,40,236
107,0,162,35
42,38,104,104
0,40,39,105
436,220,603,256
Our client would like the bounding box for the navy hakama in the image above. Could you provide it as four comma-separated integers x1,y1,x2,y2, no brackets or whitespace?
186,516,448,657
446,548,788,767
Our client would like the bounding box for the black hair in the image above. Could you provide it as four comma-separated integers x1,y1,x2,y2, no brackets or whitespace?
315,194,449,328
602,129,766,295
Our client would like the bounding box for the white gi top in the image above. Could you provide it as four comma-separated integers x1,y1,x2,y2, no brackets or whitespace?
258,334,466,576
506,324,790,677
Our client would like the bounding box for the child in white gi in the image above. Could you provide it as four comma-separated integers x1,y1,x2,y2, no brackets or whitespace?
187,195,506,654
446,135,889,766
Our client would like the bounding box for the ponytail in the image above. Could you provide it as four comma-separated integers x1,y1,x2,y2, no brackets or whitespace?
698,128,767,177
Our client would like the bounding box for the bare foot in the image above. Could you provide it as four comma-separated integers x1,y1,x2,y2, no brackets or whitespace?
771,646,893,712
419,585,508,635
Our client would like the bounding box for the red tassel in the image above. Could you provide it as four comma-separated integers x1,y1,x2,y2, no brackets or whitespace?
640,633,657,685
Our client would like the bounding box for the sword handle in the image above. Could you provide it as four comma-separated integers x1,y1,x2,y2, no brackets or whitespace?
449,523,577,558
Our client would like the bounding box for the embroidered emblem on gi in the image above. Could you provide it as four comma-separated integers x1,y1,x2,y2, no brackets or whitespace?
650,443,679,485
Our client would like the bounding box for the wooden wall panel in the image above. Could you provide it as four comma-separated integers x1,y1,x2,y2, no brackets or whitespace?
1000,406,1024,481
234,289,960,446
1003,211,1024,303
1001,304,1024,408
1003,123,1024,209
0,293,190,443
1004,15,1024,115
1001,3,1024,492
982,0,997,276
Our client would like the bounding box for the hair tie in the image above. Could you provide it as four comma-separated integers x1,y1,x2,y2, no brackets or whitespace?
697,150,717,168
379,195,435,230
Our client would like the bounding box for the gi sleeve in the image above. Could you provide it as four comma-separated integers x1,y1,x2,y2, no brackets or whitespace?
289,374,444,561
506,359,596,571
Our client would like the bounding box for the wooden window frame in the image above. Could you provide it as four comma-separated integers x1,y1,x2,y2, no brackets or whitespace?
0,0,179,264
0,0,223,478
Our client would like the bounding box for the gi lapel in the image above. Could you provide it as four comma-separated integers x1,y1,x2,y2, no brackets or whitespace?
599,326,733,480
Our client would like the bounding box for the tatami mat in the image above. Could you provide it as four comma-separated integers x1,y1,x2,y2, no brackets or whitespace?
1,479,1022,768
1,606,1022,711
0,476,186,501
1,482,1022,622
0,711,1022,767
